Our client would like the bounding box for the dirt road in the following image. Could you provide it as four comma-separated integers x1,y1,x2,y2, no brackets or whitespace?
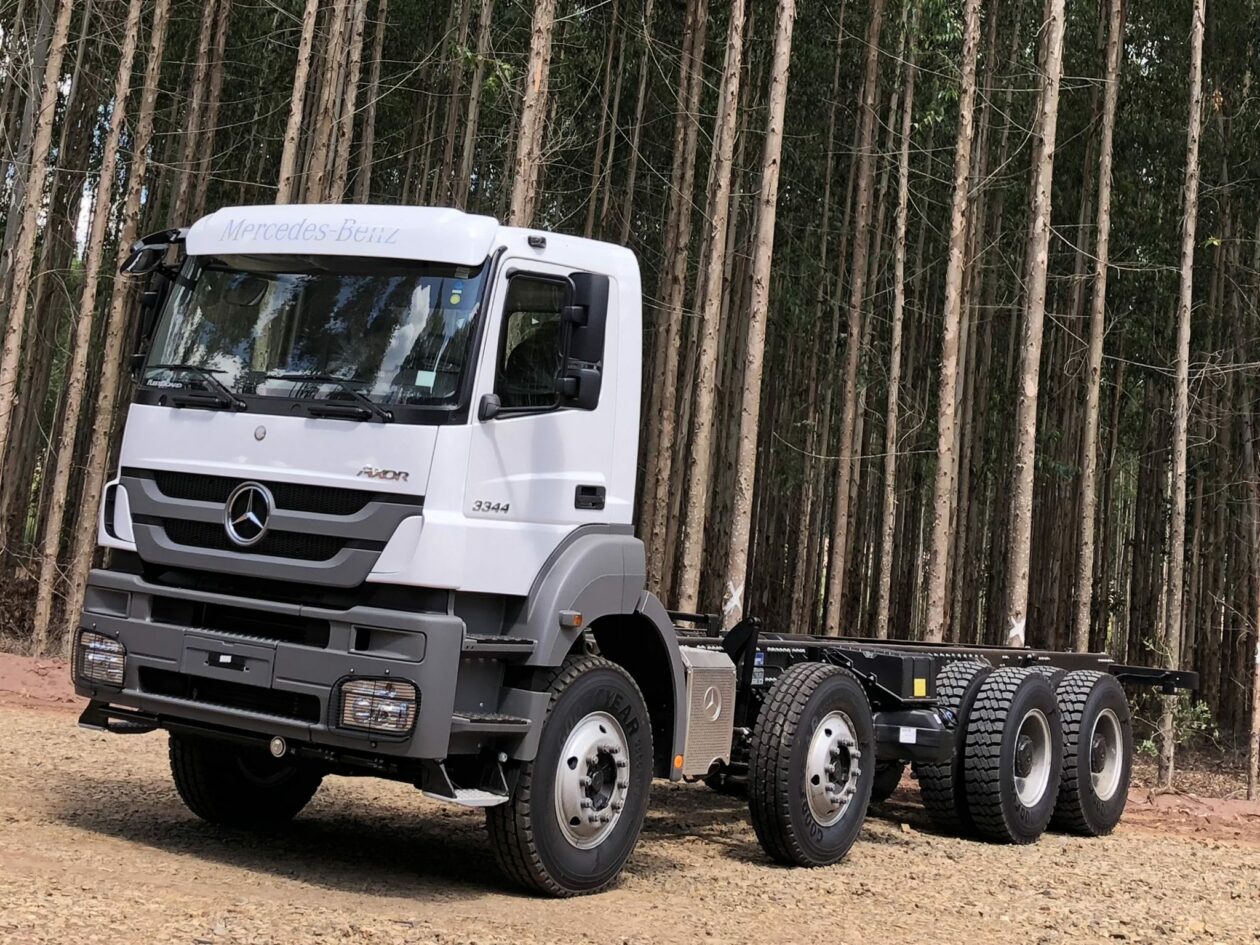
1,656,1257,945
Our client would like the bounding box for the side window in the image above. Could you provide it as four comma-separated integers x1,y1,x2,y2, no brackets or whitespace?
496,275,566,410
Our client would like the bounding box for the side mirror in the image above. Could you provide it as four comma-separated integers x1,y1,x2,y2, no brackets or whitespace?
120,228,181,275
560,272,609,410
478,393,502,421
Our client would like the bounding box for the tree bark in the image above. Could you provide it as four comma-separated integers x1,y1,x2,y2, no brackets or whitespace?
170,0,219,222
436,0,473,204
823,0,886,635
30,0,145,653
1158,0,1205,788
354,0,388,202
276,0,320,204
922,0,983,642
722,0,797,626
507,0,556,226
0,0,74,494
63,0,173,636
1072,0,1124,651
454,0,494,209
675,0,746,614
618,0,655,246
190,0,233,219
876,5,917,640
1003,0,1068,644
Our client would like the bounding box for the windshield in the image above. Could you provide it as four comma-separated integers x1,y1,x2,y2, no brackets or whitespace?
144,254,487,408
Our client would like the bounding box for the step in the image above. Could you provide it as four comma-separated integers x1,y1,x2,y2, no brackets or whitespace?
461,635,537,659
450,712,532,734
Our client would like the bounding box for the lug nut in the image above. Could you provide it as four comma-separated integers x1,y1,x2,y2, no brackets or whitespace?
611,800,623,812
580,776,592,787
615,759,627,769
616,781,628,790
580,799,592,809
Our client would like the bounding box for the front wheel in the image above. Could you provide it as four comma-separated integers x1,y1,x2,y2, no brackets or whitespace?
487,655,653,897
169,733,323,829
748,663,875,867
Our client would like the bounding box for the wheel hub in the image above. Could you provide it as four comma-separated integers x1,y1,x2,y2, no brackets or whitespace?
1012,708,1052,808
805,711,862,827
554,711,630,849
1088,707,1123,801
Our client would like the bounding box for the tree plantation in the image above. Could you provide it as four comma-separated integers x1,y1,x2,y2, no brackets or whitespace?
0,0,1256,794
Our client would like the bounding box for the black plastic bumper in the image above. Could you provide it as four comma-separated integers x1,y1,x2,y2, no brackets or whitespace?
873,708,952,764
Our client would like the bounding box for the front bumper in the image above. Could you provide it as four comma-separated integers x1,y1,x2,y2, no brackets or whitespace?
73,568,534,762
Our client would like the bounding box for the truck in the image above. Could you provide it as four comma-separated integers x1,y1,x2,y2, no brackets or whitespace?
72,204,1196,896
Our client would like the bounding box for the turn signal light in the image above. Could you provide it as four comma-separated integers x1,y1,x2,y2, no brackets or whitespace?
338,678,418,735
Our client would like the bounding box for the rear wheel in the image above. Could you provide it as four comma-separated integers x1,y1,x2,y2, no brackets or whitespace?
962,667,1063,844
917,660,991,832
748,663,874,867
169,733,322,829
1050,671,1133,836
486,655,652,897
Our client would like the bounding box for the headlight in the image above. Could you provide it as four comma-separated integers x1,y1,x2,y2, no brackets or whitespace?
76,631,126,687
338,678,418,735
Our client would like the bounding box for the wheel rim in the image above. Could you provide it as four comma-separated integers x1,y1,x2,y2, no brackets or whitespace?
1089,707,1123,801
805,710,862,827
1012,708,1052,808
554,711,630,849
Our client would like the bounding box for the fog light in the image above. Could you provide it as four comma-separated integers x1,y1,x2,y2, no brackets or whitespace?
76,630,126,687
338,678,418,735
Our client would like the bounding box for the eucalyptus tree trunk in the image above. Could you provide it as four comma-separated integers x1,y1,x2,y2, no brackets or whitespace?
597,24,628,235
171,0,220,222
618,0,655,246
436,0,473,204
354,0,388,202
305,0,351,203
1003,0,1067,645
63,0,173,636
276,0,320,204
454,0,494,209
329,0,368,201
30,0,145,653
190,0,233,219
875,5,917,640
640,0,708,588
823,0,885,635
583,0,618,238
922,0,983,643
1159,0,1206,788
675,0,746,614
0,0,73,499
722,0,797,626
507,0,556,226
1073,0,1124,652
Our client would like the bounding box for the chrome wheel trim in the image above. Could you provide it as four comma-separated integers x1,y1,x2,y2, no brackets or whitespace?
1089,707,1124,801
554,711,630,850
805,710,862,827
1013,708,1053,808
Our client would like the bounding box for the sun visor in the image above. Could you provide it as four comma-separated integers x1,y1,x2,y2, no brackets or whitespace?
186,204,500,267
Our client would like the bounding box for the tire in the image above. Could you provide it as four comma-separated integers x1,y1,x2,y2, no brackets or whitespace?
917,660,991,832
1030,665,1068,689
963,667,1063,844
1050,671,1133,836
169,733,322,829
486,655,653,897
870,761,905,805
748,662,875,867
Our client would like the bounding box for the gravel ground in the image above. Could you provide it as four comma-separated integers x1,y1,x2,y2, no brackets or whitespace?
1,667,1258,945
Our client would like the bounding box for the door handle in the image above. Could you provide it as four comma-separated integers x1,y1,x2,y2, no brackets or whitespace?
574,485,606,511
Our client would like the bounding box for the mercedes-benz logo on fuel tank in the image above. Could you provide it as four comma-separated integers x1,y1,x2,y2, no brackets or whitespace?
224,482,274,547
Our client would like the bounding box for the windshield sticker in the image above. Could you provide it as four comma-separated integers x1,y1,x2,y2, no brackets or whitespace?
218,216,400,247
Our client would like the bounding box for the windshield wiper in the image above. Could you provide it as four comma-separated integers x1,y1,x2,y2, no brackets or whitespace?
270,372,394,423
147,364,247,411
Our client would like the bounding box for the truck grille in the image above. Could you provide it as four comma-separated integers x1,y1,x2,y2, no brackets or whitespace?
163,519,353,562
149,469,385,515
140,667,322,723
150,596,332,648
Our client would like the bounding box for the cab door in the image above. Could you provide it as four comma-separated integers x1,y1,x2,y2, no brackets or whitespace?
461,259,618,590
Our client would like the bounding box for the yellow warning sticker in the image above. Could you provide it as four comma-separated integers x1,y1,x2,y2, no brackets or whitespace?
913,677,927,697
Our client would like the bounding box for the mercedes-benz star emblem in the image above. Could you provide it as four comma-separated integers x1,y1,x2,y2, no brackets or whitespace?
224,482,274,547
702,685,723,722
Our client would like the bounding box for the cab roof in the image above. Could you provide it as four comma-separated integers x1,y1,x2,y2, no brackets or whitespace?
185,204,501,267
